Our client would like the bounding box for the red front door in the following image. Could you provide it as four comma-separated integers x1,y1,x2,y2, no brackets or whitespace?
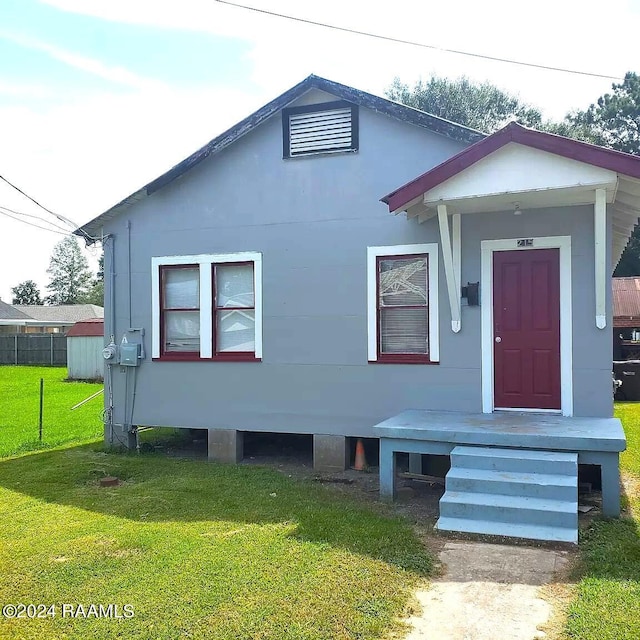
493,248,561,410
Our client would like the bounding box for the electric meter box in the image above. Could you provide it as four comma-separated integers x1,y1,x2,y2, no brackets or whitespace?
119,343,141,367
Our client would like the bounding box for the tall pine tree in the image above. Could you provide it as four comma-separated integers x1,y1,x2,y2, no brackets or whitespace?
45,236,92,304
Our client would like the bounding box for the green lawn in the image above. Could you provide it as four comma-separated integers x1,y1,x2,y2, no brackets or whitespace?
0,366,431,639
0,366,103,457
0,447,431,640
564,403,640,640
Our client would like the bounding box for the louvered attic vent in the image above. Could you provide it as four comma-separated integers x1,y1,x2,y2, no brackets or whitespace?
282,100,359,158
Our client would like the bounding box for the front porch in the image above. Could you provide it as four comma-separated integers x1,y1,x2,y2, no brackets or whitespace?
374,410,626,542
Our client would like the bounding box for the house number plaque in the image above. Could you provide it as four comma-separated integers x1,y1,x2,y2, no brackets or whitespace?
517,239,534,247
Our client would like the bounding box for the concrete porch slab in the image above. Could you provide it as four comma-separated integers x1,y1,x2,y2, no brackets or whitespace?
373,410,626,453
374,410,626,519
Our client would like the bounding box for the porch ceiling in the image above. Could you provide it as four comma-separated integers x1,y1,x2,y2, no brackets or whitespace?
405,182,617,219
403,179,640,268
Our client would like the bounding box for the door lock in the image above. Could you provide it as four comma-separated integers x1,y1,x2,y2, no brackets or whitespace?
495,336,502,343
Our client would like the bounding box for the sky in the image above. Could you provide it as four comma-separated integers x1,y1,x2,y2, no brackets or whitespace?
0,0,638,303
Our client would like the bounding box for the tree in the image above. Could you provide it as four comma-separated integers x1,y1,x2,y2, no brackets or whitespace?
563,72,640,275
80,252,104,306
11,280,42,305
386,75,545,133
566,72,640,155
388,71,640,274
45,236,92,305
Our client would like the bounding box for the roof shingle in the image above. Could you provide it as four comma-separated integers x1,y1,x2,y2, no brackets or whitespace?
0,300,31,320
12,304,104,323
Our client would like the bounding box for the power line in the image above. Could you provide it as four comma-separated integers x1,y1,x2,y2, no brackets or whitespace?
0,173,61,219
0,173,96,242
215,0,623,81
0,205,71,233
0,207,70,236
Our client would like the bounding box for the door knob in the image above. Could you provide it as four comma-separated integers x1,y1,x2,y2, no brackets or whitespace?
495,336,502,343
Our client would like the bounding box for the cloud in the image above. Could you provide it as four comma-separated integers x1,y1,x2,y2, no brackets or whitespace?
39,0,632,118
0,83,264,300
0,31,164,90
0,81,52,98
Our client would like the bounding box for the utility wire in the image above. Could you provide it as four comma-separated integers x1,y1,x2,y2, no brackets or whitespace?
0,204,71,233
0,207,70,236
215,0,623,81
0,174,61,219
0,173,96,242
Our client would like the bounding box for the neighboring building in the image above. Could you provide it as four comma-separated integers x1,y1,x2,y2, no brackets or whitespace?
0,303,103,334
0,300,32,333
613,277,640,329
613,276,640,359
67,318,105,380
78,75,637,543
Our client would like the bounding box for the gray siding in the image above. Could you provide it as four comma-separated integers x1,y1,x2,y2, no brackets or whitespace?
102,98,614,437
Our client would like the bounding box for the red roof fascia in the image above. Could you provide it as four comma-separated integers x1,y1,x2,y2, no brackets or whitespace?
382,122,640,213
67,319,104,337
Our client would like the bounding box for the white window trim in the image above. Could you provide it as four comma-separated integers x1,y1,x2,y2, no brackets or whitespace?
367,243,439,363
480,236,572,416
151,252,263,359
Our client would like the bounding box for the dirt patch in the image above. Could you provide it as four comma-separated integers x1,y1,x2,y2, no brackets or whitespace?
242,456,445,524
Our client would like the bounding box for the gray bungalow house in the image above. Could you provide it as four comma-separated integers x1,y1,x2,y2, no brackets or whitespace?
78,75,640,543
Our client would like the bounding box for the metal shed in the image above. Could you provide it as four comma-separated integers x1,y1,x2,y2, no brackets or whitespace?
66,319,104,380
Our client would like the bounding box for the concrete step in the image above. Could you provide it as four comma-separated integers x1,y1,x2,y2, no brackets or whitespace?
435,516,578,543
439,491,577,529
446,467,577,501
451,446,578,475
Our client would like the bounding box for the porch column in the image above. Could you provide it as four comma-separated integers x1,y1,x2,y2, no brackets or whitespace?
408,453,422,474
379,439,397,500
437,204,462,333
600,451,621,517
594,188,607,329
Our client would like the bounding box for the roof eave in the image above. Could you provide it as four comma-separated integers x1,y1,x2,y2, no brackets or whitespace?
0,319,75,326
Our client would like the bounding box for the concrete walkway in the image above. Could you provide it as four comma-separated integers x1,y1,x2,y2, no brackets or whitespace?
405,541,569,640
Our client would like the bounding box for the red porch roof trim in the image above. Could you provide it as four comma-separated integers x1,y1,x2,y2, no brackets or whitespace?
382,122,640,213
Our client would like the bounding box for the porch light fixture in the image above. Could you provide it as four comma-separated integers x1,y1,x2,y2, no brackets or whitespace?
513,202,522,215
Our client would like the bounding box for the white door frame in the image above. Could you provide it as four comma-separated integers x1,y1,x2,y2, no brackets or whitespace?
480,236,573,417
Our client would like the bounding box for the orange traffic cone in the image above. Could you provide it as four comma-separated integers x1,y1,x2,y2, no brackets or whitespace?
354,439,367,471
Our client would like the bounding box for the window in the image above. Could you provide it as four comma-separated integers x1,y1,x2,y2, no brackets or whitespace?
161,266,200,353
152,253,262,361
282,100,358,158
367,244,439,364
213,263,256,357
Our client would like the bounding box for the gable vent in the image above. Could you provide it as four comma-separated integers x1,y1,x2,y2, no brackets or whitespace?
283,100,358,158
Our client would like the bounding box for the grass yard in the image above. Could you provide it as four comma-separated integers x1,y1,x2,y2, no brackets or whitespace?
0,446,432,640
5,367,640,639
564,402,640,640
0,366,103,457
